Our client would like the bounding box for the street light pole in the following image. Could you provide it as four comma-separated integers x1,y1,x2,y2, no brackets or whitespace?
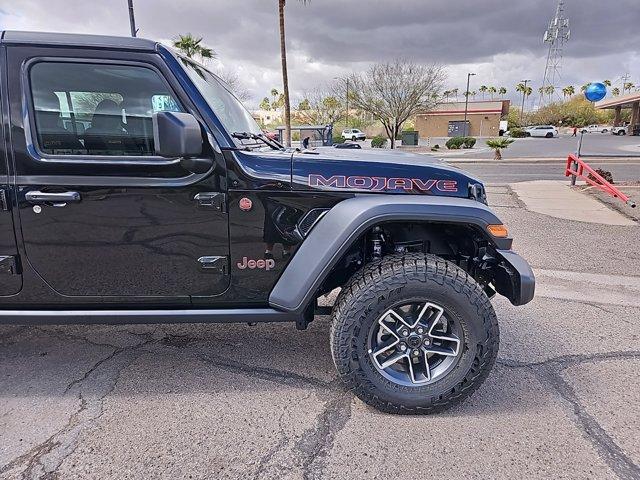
127,0,137,37
463,73,475,136
520,79,530,124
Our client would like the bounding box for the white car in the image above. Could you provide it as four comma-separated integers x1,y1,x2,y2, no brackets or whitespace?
525,125,558,138
581,124,610,134
611,123,629,136
342,128,366,141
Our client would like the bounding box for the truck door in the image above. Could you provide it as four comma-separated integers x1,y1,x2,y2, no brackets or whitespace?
0,49,22,296
7,46,229,303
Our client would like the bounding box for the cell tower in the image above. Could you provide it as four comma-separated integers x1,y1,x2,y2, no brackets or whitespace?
540,0,570,106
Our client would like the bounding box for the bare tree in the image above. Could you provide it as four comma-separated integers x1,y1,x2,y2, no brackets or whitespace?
215,69,251,102
294,88,344,126
346,60,445,148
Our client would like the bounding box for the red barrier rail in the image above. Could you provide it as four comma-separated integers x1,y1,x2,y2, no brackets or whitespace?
565,154,636,208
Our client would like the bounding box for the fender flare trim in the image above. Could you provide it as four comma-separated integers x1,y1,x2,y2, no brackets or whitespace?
269,194,509,312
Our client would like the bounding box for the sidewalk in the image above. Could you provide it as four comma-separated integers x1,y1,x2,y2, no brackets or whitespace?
510,180,637,226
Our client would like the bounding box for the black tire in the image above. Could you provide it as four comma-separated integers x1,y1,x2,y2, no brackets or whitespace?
545,132,553,138
525,132,531,137
352,136,357,141
330,253,499,414
618,130,626,136
602,129,608,133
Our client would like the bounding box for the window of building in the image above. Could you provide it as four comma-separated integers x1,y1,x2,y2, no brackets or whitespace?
30,62,183,157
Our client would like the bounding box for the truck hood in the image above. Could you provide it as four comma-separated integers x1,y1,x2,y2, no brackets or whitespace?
292,147,483,198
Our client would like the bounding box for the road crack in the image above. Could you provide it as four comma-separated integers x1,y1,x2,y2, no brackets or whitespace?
498,350,640,478
0,336,154,480
294,387,352,480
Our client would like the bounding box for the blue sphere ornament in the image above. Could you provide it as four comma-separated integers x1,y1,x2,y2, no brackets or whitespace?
584,83,607,102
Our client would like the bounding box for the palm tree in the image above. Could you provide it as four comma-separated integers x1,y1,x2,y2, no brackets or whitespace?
486,137,514,160
498,87,507,97
479,85,488,100
173,34,215,64
623,82,635,93
279,0,310,146
603,79,612,87
544,85,555,97
516,82,532,121
612,87,621,96
451,88,459,101
580,83,589,92
488,86,497,100
562,85,575,98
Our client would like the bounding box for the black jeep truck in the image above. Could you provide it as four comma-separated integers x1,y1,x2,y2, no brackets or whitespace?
0,31,534,413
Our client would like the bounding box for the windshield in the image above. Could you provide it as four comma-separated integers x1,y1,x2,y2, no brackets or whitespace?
179,57,262,142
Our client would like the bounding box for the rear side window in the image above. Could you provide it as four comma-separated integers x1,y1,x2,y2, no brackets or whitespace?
29,62,183,157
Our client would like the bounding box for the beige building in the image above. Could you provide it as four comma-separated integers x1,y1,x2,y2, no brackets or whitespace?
415,100,510,138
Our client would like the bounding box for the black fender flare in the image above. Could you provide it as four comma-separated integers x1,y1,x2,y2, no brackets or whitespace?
269,194,513,313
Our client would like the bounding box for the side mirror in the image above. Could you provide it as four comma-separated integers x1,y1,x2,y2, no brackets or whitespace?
152,111,203,158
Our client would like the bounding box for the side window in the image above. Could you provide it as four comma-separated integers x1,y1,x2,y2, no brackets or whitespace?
29,62,183,157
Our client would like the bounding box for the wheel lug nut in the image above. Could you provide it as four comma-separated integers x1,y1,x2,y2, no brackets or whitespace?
417,327,424,334
413,350,420,357
402,330,409,337
424,338,430,345
399,344,407,351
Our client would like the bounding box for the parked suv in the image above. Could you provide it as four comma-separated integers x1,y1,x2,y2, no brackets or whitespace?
0,31,534,414
341,128,366,141
524,125,558,138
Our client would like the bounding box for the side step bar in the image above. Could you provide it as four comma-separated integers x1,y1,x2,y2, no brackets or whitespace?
0,308,299,326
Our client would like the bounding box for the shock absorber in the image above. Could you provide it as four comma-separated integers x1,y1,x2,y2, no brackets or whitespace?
370,226,385,259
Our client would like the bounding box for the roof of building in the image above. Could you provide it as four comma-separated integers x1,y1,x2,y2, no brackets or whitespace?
0,31,157,51
596,92,640,109
419,100,508,116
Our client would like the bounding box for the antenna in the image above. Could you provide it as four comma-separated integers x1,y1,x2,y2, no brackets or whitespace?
539,0,570,107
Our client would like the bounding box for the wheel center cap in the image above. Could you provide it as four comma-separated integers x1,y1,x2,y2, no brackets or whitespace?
407,335,422,348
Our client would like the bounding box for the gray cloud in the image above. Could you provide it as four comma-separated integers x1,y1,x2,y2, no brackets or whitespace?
1,0,638,106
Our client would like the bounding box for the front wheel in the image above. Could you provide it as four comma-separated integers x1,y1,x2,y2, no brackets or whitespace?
545,132,553,138
330,254,499,414
619,130,626,136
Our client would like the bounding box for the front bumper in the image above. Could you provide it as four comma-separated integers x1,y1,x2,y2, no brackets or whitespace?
493,249,535,306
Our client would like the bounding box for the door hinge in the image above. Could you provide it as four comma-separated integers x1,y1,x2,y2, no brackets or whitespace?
194,192,226,212
198,256,229,274
0,188,9,212
0,255,20,275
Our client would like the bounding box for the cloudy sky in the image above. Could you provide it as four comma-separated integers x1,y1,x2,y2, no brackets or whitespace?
1,0,638,108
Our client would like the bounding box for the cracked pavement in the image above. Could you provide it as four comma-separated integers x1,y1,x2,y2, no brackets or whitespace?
1,185,639,479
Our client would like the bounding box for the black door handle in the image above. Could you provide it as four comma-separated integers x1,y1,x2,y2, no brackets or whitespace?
25,191,81,203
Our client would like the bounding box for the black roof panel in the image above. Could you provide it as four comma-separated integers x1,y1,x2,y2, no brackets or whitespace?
1,31,157,51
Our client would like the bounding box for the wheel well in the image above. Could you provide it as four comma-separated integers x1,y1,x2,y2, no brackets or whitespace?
317,221,495,297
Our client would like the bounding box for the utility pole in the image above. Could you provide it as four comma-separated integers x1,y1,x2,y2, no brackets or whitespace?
463,72,475,136
520,79,530,124
345,78,349,129
127,0,137,37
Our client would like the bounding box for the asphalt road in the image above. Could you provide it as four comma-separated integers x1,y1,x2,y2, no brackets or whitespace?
1,186,638,479
455,159,640,184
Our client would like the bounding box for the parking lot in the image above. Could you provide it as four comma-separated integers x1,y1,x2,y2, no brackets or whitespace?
418,132,640,159
1,182,638,479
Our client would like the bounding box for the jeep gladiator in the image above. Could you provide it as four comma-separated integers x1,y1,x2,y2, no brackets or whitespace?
0,31,534,413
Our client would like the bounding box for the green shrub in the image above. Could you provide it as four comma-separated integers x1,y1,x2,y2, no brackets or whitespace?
509,128,528,138
462,137,476,149
371,135,387,148
445,137,465,149
332,135,345,144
